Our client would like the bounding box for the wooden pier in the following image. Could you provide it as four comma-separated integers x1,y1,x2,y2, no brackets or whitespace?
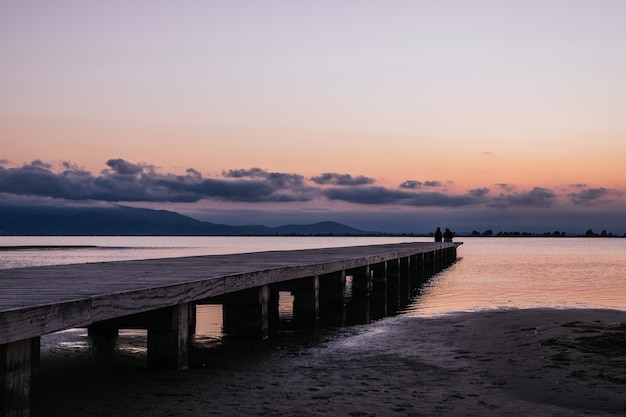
0,242,460,417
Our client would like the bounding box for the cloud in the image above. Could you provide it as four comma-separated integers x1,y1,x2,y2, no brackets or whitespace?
492,187,557,207
186,168,202,178
468,187,490,197
310,172,375,186
0,160,314,203
399,180,422,189
104,158,150,175
224,167,307,188
223,167,268,179
322,186,483,207
568,187,609,205
496,183,516,192
0,159,620,215
25,160,53,170
399,179,443,189
0,160,80,198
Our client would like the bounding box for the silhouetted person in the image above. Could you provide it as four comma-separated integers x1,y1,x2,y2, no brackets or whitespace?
443,228,453,242
434,227,443,242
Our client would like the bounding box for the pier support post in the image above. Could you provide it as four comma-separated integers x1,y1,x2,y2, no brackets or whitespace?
292,276,319,328
188,303,197,338
371,262,387,320
1,338,36,417
319,271,346,326
87,323,119,341
268,288,281,332
147,303,190,371
446,246,457,266
409,253,424,289
386,259,401,314
399,257,411,304
222,285,270,340
426,251,436,277
347,265,371,325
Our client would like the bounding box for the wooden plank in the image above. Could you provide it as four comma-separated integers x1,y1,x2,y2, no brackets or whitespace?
0,301,93,344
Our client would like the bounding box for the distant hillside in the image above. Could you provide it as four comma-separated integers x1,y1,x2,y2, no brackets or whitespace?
0,204,372,236
271,221,366,235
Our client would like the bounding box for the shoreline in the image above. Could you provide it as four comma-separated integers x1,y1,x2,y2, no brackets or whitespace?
0,245,99,251
32,307,626,416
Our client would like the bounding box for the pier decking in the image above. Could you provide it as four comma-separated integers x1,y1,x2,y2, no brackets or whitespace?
0,242,460,417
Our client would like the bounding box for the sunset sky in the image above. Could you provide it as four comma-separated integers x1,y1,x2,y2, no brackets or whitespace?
2,1,625,234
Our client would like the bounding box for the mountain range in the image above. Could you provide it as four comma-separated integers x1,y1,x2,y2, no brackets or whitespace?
0,204,375,236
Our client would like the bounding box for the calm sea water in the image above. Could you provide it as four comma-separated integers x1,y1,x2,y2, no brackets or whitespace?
405,237,626,316
0,236,424,269
2,236,625,318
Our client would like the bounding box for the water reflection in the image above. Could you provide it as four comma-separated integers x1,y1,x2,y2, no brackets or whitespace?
405,238,626,316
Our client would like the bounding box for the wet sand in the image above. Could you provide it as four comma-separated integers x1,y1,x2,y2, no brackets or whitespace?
32,308,626,416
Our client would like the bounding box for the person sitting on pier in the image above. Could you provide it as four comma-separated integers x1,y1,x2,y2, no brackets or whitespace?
434,227,443,242
443,228,454,242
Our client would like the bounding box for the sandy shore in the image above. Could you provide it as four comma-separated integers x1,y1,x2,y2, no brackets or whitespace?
32,308,626,417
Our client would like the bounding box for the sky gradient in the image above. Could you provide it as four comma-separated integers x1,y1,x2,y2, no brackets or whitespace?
2,1,625,234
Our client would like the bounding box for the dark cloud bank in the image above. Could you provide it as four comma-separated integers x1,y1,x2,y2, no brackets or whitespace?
0,159,623,234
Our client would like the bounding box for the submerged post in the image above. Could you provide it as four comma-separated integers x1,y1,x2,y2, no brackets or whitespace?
146,303,190,371
319,270,347,326
222,285,270,340
1,338,35,417
410,253,425,288
371,262,387,320
386,259,401,314
291,276,320,328
399,257,411,302
347,265,372,324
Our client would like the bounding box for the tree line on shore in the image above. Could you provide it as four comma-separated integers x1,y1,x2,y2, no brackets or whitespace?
380,229,625,238
467,229,625,237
